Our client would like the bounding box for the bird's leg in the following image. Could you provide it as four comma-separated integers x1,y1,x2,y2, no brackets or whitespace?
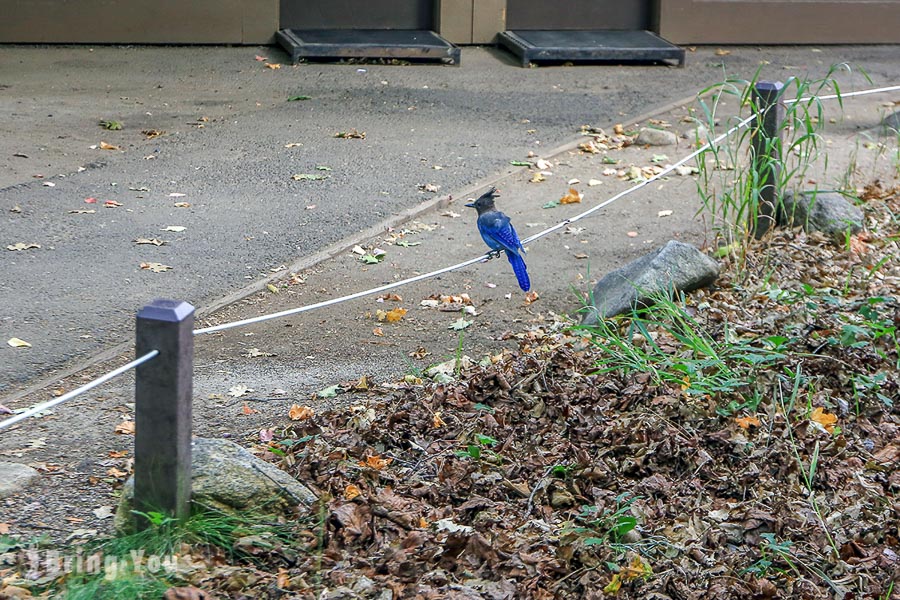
486,249,503,260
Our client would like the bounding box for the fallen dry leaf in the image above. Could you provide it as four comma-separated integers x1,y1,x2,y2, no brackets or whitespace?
6,242,40,251
140,262,173,272
288,405,314,421
99,141,121,151
560,187,583,204
362,455,393,470
104,200,123,208
810,406,838,433
228,385,251,398
245,347,275,358
715,48,732,56
241,404,258,415
377,307,407,323
334,129,366,139
134,238,166,246
173,202,191,208
265,62,282,70
735,415,760,429
114,421,135,435
524,291,539,305
7,337,32,348
530,172,546,183
344,484,362,500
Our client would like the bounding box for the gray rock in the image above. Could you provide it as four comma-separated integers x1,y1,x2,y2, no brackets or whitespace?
779,190,864,236
684,124,709,144
582,240,719,325
0,462,40,498
115,437,316,532
881,110,900,132
636,127,677,146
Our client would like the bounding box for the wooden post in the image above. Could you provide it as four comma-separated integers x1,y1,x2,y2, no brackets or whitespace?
134,299,194,528
751,80,785,239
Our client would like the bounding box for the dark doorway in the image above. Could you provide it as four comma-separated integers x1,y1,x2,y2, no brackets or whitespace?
280,0,434,30
506,0,651,30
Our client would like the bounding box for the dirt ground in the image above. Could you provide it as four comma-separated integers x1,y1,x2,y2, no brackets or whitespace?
0,78,897,524
0,80,898,598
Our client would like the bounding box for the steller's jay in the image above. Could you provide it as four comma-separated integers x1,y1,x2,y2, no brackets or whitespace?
465,187,530,292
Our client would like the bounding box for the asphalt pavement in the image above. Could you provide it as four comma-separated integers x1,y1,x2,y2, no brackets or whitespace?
2,43,899,400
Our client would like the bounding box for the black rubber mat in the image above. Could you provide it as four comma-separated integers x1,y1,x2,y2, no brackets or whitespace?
497,30,685,67
277,29,461,65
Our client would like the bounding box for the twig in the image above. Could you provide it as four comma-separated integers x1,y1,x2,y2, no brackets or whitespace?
525,464,555,516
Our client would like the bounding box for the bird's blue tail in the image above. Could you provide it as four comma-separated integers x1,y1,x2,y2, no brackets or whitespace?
506,251,530,292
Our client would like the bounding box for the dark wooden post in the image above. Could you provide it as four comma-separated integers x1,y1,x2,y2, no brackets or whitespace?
751,80,785,239
134,299,194,528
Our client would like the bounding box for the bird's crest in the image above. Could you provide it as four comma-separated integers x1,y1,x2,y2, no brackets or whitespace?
465,186,500,210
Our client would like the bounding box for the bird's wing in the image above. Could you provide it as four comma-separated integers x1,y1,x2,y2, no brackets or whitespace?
479,212,523,255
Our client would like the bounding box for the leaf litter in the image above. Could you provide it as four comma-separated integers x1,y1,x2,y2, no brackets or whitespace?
167,181,900,599
5,176,899,600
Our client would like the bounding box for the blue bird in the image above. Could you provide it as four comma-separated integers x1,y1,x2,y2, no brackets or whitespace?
465,187,530,292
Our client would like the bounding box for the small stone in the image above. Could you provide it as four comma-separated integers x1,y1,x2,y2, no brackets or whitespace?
0,462,40,498
881,110,900,132
685,125,709,143
779,190,864,237
636,127,677,146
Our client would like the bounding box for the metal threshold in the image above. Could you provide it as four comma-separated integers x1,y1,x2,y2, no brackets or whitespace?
276,29,461,65
497,30,685,67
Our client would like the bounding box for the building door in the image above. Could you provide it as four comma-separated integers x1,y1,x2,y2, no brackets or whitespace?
280,0,434,30
658,0,900,44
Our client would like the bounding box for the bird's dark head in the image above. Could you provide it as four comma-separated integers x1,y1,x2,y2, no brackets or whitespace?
465,187,499,213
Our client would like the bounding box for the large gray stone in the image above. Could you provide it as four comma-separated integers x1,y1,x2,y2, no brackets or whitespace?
0,462,40,498
636,127,677,146
581,240,719,325
779,190,864,237
881,110,900,133
115,437,316,532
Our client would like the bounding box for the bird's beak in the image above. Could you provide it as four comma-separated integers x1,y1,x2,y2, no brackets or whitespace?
464,201,475,208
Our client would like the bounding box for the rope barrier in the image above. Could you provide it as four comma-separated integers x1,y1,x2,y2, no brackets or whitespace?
192,82,900,336
0,350,159,432
4,82,899,431
192,114,761,335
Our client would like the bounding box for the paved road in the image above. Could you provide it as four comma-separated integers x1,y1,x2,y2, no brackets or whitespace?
1,44,898,395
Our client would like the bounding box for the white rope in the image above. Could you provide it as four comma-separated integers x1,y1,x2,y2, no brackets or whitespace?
0,350,159,432
193,82,900,336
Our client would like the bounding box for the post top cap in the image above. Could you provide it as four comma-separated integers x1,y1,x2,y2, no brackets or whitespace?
756,80,784,92
137,299,195,322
